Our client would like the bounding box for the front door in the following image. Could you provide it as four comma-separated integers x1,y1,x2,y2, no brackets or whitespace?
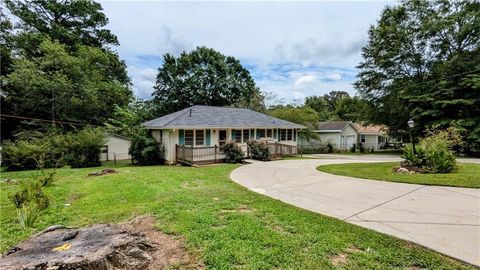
346,136,355,149
219,130,227,146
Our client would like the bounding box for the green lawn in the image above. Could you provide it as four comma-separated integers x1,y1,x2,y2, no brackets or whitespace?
0,163,475,269
318,162,480,188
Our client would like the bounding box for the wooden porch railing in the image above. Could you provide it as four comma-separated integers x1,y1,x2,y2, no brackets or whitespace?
266,142,298,158
176,144,225,165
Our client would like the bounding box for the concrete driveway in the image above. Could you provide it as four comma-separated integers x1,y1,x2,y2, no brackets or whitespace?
230,156,480,266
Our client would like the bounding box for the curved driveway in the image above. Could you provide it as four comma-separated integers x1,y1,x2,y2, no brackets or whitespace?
230,156,480,266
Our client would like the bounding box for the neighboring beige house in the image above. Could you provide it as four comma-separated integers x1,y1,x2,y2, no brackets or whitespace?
303,121,389,151
311,121,359,150
142,105,305,164
100,135,131,161
355,124,388,150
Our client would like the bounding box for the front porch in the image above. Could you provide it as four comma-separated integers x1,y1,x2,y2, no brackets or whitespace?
175,142,298,165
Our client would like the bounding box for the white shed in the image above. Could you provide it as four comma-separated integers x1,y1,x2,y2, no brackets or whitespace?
100,135,131,161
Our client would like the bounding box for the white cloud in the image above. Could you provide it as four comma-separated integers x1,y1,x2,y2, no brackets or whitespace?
128,66,157,99
98,1,392,102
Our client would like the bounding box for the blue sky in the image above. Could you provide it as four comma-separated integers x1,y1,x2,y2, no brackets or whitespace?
99,1,392,103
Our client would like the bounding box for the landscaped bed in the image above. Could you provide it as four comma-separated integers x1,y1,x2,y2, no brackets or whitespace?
0,162,476,269
317,162,480,188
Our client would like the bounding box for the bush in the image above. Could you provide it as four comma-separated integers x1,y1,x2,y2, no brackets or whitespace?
129,134,164,165
1,132,66,171
222,141,244,163
359,143,366,153
247,141,270,161
11,179,50,229
402,130,457,173
350,143,356,153
65,128,106,168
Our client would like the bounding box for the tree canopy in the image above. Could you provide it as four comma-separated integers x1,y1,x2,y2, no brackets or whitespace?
355,0,480,150
1,0,132,139
304,91,367,122
152,47,265,115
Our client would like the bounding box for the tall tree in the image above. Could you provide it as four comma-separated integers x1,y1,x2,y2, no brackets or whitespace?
2,0,132,138
152,47,265,115
5,0,118,48
355,0,480,150
3,40,132,128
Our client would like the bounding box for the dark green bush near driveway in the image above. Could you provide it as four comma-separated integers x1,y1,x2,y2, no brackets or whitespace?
403,130,457,173
247,140,270,161
221,141,244,163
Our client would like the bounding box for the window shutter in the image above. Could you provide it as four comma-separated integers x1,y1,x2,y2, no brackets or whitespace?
250,129,255,139
206,129,211,146
231,129,236,141
256,129,260,140
294,129,297,141
179,129,185,145
274,129,277,140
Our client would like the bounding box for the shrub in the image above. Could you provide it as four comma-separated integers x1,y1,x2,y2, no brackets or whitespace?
129,134,164,165
222,141,244,163
65,128,106,168
11,179,50,229
327,143,335,153
247,141,270,161
350,143,356,153
1,132,66,171
402,130,457,173
359,143,366,153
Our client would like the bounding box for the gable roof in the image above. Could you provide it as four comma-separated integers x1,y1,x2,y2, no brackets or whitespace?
143,105,305,129
355,123,387,135
314,121,357,132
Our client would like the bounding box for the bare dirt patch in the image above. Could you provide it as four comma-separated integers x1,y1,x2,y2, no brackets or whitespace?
1,215,202,270
329,252,349,267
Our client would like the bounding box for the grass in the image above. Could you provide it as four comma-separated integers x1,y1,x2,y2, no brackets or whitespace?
0,162,475,269
318,162,480,188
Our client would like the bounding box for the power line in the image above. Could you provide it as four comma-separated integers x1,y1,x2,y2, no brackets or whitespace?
0,114,103,127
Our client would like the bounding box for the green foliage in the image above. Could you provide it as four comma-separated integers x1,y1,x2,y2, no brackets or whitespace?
1,132,66,171
106,98,157,138
268,105,318,126
152,47,265,115
402,131,457,173
355,0,480,152
359,143,366,153
2,40,132,133
350,143,356,153
65,128,106,168
5,0,118,48
129,133,164,166
11,179,51,229
304,91,367,121
301,142,336,154
2,0,131,139
247,141,270,161
221,142,245,163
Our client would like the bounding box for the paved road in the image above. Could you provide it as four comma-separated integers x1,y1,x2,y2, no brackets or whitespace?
230,157,480,266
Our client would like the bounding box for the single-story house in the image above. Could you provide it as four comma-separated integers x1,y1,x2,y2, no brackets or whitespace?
142,105,305,164
355,124,388,150
311,121,359,150
303,121,389,151
100,134,132,161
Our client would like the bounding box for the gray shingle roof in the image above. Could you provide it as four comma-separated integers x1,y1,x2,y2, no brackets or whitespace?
315,121,355,131
143,105,305,129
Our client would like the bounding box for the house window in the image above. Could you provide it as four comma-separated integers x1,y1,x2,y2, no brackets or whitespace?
235,130,242,143
185,130,194,146
267,129,272,138
280,129,287,141
287,129,293,140
243,129,249,143
361,134,366,143
195,130,205,145
258,129,266,138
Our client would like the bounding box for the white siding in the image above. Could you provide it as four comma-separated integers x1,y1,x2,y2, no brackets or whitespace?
100,136,131,161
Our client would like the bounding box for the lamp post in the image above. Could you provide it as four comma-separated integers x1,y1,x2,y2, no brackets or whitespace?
407,119,416,155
